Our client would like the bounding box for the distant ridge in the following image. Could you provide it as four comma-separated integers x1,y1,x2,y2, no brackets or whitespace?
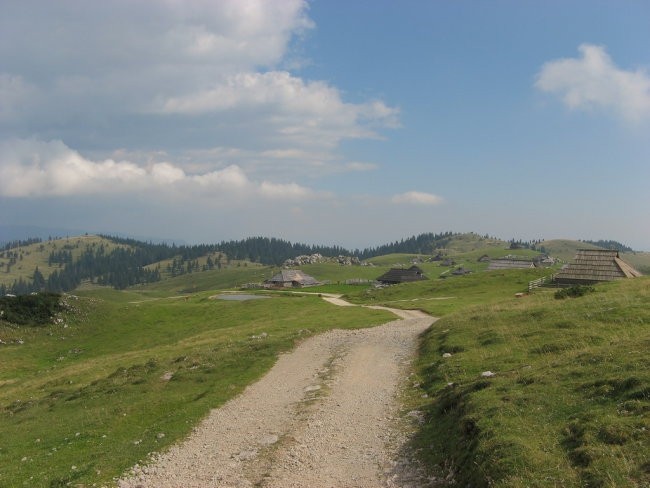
0,225,185,247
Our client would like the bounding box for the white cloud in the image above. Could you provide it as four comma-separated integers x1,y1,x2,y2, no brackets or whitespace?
191,165,249,189
0,1,397,176
391,191,444,206
536,44,650,122
157,71,399,149
0,138,320,201
259,181,327,200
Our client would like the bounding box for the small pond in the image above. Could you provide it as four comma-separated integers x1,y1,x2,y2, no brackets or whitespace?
214,294,271,301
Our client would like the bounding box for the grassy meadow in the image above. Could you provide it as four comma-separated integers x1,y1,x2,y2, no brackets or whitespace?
1,234,647,487
408,278,650,487
0,288,393,487
345,268,551,316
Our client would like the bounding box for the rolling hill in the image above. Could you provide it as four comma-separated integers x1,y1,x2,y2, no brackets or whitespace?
1,232,645,296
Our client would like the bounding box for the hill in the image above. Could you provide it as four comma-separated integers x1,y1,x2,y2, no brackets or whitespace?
2,232,643,296
1,246,646,485
0,235,129,290
411,277,650,487
538,239,603,261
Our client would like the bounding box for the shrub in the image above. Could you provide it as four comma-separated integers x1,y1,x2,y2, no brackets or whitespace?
555,285,595,300
0,292,63,325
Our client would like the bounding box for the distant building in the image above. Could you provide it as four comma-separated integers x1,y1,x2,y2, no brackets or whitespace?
265,270,321,288
377,265,427,284
452,267,472,276
554,249,642,285
486,258,535,271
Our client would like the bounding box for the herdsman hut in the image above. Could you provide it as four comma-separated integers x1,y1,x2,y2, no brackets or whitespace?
265,270,321,288
377,265,428,285
554,249,642,286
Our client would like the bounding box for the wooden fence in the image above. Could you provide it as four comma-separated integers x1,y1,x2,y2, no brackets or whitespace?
528,275,556,292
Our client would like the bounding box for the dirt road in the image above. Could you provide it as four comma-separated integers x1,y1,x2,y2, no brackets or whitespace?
118,298,437,487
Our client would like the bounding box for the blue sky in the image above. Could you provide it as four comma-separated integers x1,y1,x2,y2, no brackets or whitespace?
1,1,649,249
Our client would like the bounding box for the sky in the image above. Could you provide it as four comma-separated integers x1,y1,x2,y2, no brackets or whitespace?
1,0,649,250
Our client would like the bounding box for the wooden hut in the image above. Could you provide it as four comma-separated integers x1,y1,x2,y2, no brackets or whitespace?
377,265,427,284
554,249,642,285
265,270,321,288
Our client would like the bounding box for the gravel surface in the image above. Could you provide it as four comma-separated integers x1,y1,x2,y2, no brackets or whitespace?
117,299,439,487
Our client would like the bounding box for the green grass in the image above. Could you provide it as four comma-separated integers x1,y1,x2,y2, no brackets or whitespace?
409,277,650,487
126,265,275,296
0,289,394,487
345,268,551,316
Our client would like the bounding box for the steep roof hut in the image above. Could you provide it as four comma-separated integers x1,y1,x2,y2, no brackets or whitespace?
265,270,321,288
377,265,427,284
555,249,642,285
452,267,472,275
486,258,535,271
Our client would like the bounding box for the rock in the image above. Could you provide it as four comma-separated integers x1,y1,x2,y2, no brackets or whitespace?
442,353,452,358
260,434,279,446
481,371,496,378
234,449,257,461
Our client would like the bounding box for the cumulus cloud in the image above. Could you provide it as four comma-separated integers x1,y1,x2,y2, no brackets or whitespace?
157,71,399,149
391,191,444,205
259,181,329,200
536,44,650,122
0,1,397,172
0,138,319,201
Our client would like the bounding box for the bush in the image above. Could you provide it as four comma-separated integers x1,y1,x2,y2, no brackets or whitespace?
0,292,63,325
555,285,595,300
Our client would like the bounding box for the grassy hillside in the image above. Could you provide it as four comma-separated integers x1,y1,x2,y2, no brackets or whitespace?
0,235,126,287
134,263,271,295
345,268,551,316
539,239,602,262
444,233,509,253
409,277,650,487
0,288,394,487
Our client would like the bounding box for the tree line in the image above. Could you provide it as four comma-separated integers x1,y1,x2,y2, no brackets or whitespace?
11,231,625,296
1,233,467,295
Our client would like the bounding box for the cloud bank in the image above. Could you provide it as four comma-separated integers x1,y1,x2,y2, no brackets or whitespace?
536,44,650,122
0,139,322,201
0,0,397,174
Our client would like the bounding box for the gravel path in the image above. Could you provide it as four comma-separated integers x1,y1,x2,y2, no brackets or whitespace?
118,298,438,487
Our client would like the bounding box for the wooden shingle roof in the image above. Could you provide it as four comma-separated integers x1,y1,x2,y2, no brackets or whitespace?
555,249,642,284
266,270,320,286
377,265,427,284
